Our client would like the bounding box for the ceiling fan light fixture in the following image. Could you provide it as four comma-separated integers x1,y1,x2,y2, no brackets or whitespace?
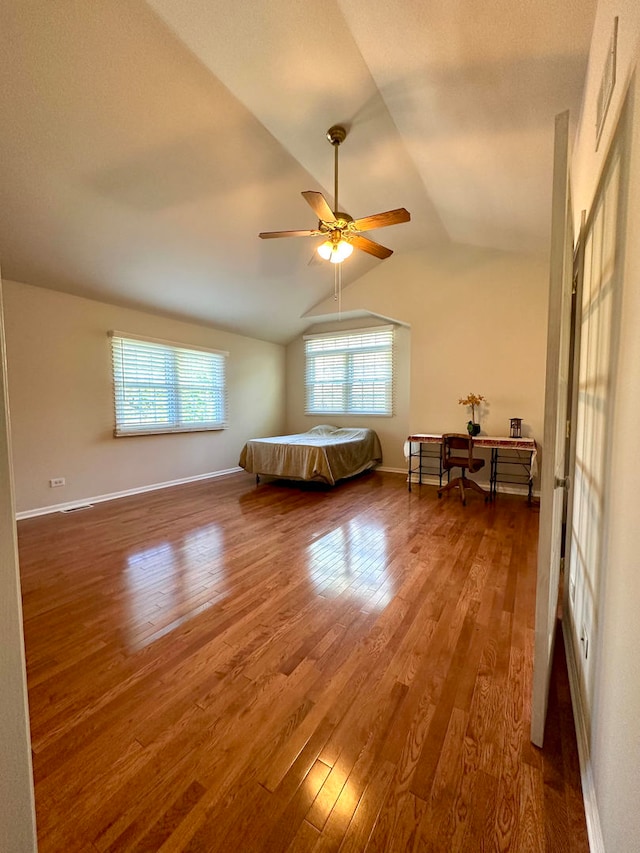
317,238,353,264
332,240,354,263
259,124,409,264
317,240,333,261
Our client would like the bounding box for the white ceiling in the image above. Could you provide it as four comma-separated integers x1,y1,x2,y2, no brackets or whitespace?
0,1,596,344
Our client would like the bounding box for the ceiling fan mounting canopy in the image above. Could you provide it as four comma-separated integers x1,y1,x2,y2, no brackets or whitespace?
326,124,347,146
258,124,410,262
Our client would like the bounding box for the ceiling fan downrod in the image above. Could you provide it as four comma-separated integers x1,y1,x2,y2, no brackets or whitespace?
326,125,347,216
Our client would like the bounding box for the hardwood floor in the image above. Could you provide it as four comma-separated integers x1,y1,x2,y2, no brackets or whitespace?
17,471,588,852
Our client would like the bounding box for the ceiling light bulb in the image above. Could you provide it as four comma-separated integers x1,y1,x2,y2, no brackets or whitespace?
317,238,353,264
317,240,333,260
330,240,353,264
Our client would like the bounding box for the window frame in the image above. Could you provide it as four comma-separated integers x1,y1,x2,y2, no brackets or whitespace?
109,331,228,437
304,326,394,417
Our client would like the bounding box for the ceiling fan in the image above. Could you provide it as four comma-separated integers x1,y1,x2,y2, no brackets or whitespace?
259,125,411,264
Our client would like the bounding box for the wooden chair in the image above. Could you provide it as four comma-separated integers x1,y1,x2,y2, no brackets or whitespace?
437,433,488,505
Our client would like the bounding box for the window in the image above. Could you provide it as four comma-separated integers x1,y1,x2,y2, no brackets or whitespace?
304,326,394,416
109,332,227,436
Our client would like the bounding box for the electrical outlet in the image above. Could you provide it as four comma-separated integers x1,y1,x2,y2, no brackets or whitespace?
49,477,65,488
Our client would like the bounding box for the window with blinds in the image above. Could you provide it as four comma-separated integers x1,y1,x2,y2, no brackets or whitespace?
109,333,227,436
304,326,394,416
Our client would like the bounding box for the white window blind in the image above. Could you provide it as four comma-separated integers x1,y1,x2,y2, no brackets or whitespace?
304,326,394,416
109,333,227,436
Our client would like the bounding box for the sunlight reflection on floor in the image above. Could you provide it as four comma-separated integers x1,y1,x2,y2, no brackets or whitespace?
124,523,227,649
307,515,393,610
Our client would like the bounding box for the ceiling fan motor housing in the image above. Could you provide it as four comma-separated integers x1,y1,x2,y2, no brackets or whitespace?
319,213,353,231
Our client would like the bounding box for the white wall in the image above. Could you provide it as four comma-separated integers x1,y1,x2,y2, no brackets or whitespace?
296,244,549,479
567,3,640,851
0,277,37,852
3,280,286,514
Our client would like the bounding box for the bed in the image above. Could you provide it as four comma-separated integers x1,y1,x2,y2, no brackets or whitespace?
238,425,382,486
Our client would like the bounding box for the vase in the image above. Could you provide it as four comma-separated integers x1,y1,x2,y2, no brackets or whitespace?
467,421,481,436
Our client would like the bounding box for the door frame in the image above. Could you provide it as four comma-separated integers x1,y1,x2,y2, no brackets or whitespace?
0,274,38,852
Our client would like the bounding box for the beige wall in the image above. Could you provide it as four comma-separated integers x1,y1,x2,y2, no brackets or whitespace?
566,4,640,850
297,244,549,480
286,319,410,471
3,280,285,514
0,277,37,852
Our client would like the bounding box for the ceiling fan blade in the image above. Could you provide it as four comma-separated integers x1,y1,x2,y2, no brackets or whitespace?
350,234,393,260
259,229,320,239
302,191,336,223
353,207,411,231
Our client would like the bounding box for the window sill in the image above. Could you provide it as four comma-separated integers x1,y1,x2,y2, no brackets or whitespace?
113,425,226,438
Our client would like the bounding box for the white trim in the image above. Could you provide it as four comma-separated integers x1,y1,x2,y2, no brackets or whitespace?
376,466,407,474
114,424,226,438
406,472,538,498
303,323,393,341
15,467,243,520
562,619,605,853
108,330,228,357
0,276,38,849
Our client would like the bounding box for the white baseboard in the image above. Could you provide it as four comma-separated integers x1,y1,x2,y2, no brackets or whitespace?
405,471,538,498
15,467,243,520
562,617,604,852
16,466,536,519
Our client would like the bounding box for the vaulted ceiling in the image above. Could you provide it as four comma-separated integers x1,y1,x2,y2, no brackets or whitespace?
0,1,596,343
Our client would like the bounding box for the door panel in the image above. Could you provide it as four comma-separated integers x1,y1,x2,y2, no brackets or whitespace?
567,145,621,713
531,111,574,747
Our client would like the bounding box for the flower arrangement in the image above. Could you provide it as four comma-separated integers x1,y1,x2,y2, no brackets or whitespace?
459,393,486,425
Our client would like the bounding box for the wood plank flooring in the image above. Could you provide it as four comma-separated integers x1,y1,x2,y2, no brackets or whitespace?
17,471,589,852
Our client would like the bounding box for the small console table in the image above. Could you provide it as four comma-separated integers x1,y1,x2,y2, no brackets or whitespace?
407,434,537,502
